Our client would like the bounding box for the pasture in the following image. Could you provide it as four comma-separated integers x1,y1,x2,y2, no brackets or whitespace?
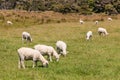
0,13,120,80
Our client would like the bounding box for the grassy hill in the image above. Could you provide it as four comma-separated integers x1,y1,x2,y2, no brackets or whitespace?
0,10,120,80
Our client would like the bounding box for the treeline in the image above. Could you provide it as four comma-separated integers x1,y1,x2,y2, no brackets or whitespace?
0,0,120,15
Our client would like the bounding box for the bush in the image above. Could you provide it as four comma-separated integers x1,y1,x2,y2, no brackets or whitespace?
0,13,5,21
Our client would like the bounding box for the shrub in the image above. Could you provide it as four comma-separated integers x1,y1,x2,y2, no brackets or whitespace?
0,13,5,21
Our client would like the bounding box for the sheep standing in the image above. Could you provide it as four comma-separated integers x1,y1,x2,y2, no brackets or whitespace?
98,27,109,36
79,19,84,24
17,47,49,69
86,31,92,40
7,21,13,25
56,41,67,56
22,31,32,43
34,44,60,62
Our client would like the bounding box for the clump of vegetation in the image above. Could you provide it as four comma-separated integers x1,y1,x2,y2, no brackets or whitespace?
0,13,5,21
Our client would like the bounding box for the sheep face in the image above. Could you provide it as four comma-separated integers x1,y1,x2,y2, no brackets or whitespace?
86,31,92,40
23,35,32,42
106,33,109,35
86,35,92,40
56,54,60,62
43,62,49,67
56,47,66,57
86,37,90,40
27,36,32,42
62,50,67,56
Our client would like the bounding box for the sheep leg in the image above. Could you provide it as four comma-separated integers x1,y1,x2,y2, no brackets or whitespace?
32,61,35,68
103,32,106,36
21,60,25,69
49,55,52,62
32,61,37,68
18,60,21,69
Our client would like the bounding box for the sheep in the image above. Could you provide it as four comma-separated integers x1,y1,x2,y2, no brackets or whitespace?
79,19,84,24
56,41,67,56
7,20,13,25
17,47,49,69
98,27,109,36
86,31,92,40
34,44,60,62
22,31,32,43
95,21,98,25
108,17,112,21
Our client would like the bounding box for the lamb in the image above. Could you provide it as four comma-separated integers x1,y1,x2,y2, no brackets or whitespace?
79,19,84,24
17,47,49,69
7,20,13,25
86,31,92,40
34,44,60,62
98,27,109,36
56,41,67,56
22,31,32,42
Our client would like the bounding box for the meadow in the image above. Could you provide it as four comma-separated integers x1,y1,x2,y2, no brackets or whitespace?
0,11,120,80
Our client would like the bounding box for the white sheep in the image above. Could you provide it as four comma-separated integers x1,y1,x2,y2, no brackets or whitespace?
22,31,32,42
7,20,13,25
98,27,109,36
17,47,49,69
34,44,60,62
86,31,92,40
56,41,67,56
95,21,98,24
108,17,112,21
79,19,84,24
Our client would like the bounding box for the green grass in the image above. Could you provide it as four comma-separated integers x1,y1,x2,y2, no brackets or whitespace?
0,19,120,80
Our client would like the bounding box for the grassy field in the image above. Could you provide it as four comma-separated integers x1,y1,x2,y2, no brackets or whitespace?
0,11,120,80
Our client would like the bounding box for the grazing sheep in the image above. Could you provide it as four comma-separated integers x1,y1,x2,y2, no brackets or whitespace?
7,21,13,25
34,44,60,62
86,31,92,40
108,17,112,21
98,27,109,36
95,21,98,24
17,47,49,69
56,41,67,56
22,31,32,42
79,19,84,24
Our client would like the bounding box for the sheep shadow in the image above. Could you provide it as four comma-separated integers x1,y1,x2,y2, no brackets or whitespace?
25,65,48,68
